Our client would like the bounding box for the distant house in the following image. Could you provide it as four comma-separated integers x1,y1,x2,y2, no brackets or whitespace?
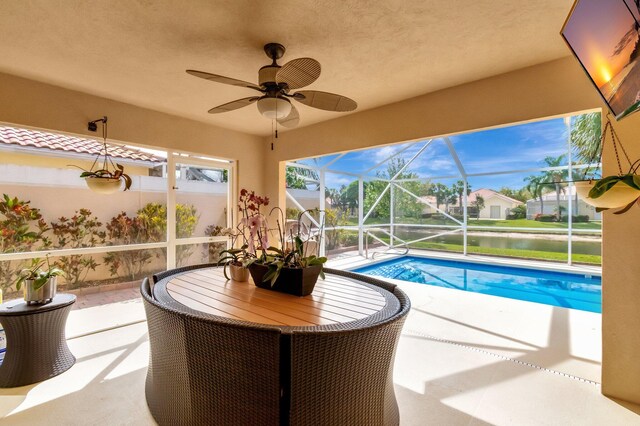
526,186,601,220
286,188,331,211
421,188,522,220
465,189,522,220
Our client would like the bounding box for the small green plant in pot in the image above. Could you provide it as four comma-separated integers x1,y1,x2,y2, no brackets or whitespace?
16,256,65,305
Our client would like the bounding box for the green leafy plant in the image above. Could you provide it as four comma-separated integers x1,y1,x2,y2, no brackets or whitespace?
50,209,105,289
16,256,64,291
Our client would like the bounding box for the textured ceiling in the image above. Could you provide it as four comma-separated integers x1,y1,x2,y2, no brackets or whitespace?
0,0,573,136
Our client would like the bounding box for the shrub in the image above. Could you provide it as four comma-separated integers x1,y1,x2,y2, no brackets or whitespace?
286,207,301,219
0,194,51,292
103,212,154,281
507,205,527,220
535,214,557,222
135,202,200,266
340,232,359,247
558,215,591,223
50,209,105,289
175,204,199,266
204,225,226,263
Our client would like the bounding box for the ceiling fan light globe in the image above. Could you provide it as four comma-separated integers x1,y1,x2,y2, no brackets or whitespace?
257,97,292,119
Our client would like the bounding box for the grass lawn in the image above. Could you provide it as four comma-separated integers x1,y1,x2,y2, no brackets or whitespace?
364,235,601,265
349,217,602,231
409,241,601,265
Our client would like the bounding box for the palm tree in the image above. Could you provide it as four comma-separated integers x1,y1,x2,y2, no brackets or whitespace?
525,175,546,216
471,195,485,220
570,113,601,166
451,180,471,214
541,155,568,219
428,183,449,211
570,167,584,216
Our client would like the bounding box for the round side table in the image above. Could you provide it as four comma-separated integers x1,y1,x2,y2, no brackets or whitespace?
0,294,76,388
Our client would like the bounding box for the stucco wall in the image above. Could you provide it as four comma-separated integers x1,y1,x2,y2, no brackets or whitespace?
0,72,264,196
261,56,640,404
479,197,514,219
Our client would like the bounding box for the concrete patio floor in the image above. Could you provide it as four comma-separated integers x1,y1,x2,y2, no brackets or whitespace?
0,254,639,425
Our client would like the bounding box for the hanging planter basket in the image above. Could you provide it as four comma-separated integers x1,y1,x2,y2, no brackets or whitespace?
573,116,640,214
574,180,640,209
72,116,132,195
84,176,123,195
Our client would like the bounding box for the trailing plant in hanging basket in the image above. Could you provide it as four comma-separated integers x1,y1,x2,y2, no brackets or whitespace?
80,164,132,192
71,116,132,194
573,115,640,214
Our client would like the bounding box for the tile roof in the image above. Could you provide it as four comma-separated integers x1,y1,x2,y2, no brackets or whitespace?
0,125,163,162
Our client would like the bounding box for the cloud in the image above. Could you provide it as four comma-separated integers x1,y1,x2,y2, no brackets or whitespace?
325,175,354,189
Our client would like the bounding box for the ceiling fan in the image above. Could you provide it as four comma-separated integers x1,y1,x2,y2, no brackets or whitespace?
186,43,357,128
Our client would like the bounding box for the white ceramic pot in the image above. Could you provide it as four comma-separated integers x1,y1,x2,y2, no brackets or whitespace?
24,276,57,305
574,180,640,209
229,264,250,282
85,177,122,194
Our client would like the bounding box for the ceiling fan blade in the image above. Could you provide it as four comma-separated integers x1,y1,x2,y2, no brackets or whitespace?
208,97,260,114
276,58,321,90
277,104,300,128
293,90,357,112
186,70,262,92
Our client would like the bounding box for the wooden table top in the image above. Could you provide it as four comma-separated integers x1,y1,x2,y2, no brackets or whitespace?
161,267,389,326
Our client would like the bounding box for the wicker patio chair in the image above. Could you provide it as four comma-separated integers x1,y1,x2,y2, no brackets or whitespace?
287,270,410,426
141,277,283,425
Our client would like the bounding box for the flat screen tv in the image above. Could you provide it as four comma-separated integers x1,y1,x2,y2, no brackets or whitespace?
562,0,640,120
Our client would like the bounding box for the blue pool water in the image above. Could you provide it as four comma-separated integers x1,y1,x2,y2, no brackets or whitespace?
353,256,602,313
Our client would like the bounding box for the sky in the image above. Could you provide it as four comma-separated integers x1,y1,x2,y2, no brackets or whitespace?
562,0,638,87
294,114,593,191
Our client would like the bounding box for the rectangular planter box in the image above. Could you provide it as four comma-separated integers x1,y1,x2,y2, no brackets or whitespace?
248,263,322,297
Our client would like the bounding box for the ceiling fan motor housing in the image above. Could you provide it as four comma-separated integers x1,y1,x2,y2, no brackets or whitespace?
259,65,280,87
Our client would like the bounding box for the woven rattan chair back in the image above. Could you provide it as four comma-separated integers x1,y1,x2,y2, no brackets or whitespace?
141,276,282,425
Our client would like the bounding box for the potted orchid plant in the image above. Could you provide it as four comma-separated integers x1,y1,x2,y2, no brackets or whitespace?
248,207,327,297
218,189,270,282
16,255,64,305
223,188,326,296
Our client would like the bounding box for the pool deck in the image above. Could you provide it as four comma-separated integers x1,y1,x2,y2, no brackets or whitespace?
328,250,603,383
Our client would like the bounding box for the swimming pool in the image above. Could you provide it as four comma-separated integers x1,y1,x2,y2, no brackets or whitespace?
353,256,602,313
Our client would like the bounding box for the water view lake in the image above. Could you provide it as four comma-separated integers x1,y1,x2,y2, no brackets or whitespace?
392,228,601,256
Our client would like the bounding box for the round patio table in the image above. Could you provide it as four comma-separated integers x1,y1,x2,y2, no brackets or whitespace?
153,266,398,326
0,294,76,388
146,266,409,426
